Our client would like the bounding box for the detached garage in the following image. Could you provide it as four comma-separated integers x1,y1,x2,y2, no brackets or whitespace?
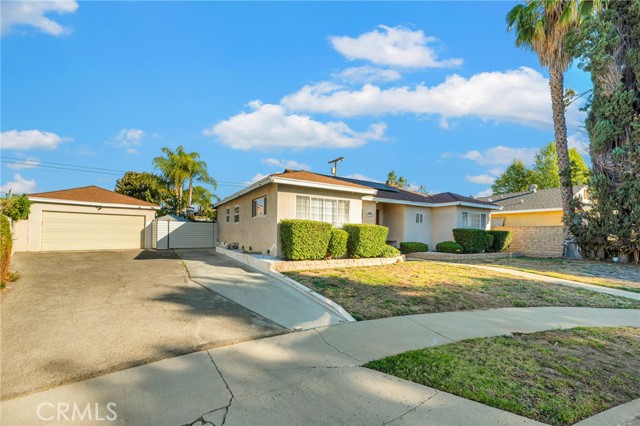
13,186,159,252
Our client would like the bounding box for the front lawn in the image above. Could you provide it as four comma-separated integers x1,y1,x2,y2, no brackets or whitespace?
285,261,640,320
366,327,640,426
458,257,640,293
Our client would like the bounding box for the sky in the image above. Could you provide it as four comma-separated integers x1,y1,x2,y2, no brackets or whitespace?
1,1,593,200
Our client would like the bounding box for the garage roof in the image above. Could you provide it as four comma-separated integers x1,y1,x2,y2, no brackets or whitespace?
29,185,159,208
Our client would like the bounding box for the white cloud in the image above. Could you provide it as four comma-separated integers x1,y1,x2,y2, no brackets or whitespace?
466,174,496,185
449,145,538,167
0,130,66,150
204,101,386,151
262,158,311,171
329,25,462,69
0,173,36,194
282,67,584,129
333,66,402,84
243,173,268,186
7,157,40,170
475,188,493,198
344,173,382,182
1,1,78,36
109,129,145,154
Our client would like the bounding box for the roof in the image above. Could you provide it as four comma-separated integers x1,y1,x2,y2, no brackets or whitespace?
29,185,159,208
479,186,587,212
274,170,371,190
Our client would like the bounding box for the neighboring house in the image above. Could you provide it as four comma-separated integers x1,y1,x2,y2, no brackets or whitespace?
13,186,159,252
477,184,589,257
215,170,500,256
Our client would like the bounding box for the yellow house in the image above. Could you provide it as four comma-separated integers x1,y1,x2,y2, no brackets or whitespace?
215,170,501,257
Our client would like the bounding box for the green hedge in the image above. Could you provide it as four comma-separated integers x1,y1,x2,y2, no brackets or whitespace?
399,242,429,254
327,228,348,259
436,241,463,254
452,228,489,253
280,219,332,260
379,245,401,258
486,234,495,252
1,215,12,285
343,224,389,258
487,230,512,252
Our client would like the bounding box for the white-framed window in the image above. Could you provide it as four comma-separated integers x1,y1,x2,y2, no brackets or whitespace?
252,196,267,218
416,213,424,224
233,206,240,223
461,211,487,229
296,196,349,227
225,208,230,223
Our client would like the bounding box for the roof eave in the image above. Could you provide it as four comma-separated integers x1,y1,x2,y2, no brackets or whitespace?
28,197,159,210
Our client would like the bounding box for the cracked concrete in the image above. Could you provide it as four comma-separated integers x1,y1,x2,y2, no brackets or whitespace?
2,307,638,426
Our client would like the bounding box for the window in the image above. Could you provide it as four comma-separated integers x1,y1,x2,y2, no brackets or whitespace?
416,213,424,224
225,208,230,223
296,196,349,227
461,212,487,229
233,206,240,223
252,196,267,217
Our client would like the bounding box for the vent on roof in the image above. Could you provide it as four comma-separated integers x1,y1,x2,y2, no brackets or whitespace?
529,184,538,193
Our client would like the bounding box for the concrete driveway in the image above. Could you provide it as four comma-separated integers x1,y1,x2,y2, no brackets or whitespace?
0,250,284,400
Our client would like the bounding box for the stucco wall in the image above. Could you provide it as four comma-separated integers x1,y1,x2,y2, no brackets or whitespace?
403,206,432,248
13,202,156,252
217,183,279,255
491,210,563,227
382,203,404,245
431,206,491,247
362,200,377,225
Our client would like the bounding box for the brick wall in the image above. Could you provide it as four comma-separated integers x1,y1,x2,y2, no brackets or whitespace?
495,226,563,258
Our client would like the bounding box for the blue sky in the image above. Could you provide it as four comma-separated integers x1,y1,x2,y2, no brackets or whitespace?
1,1,592,200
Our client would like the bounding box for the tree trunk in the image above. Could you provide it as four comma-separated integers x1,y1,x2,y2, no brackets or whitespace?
188,179,194,209
549,64,576,258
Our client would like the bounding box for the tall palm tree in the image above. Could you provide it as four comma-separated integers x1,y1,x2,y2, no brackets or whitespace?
184,151,217,208
506,0,599,258
152,146,190,213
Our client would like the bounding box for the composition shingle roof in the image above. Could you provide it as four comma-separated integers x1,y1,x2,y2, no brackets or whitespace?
29,185,159,207
478,186,587,212
274,170,372,190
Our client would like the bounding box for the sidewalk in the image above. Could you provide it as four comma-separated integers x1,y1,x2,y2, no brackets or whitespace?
3,307,638,426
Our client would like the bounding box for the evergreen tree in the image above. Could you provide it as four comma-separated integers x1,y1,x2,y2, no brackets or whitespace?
491,160,537,194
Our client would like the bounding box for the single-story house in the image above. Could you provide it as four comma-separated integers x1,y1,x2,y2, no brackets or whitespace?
13,186,159,252
215,170,501,256
477,184,589,257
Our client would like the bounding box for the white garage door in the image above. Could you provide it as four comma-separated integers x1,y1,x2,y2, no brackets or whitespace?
42,211,145,251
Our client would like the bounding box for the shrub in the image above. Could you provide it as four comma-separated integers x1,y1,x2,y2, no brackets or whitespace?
399,242,429,254
453,228,489,253
1,215,12,284
436,241,463,254
343,224,389,258
485,234,495,252
379,245,401,258
487,230,512,252
280,219,332,260
0,194,31,222
327,228,348,259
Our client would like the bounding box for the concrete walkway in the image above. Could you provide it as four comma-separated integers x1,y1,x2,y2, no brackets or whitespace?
3,307,638,426
176,249,347,330
451,262,640,301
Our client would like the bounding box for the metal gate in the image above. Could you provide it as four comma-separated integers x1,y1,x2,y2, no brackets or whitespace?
153,220,217,249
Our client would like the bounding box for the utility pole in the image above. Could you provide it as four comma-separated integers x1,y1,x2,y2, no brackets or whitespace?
328,157,344,176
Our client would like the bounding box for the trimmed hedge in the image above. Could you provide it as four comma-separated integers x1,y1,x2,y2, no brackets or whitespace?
343,224,389,258
486,234,495,251
452,228,489,253
280,219,332,260
327,228,348,259
488,230,512,252
379,245,401,258
436,241,463,254
399,242,429,254
1,215,12,284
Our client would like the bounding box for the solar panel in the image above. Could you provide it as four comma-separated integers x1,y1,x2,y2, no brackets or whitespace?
329,175,399,192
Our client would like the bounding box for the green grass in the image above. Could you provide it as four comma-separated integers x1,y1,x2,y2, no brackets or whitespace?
366,327,640,426
285,261,640,320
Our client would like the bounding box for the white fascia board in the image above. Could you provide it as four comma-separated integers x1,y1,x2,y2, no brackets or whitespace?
370,197,434,207
372,198,502,210
272,177,376,195
493,207,562,215
434,201,503,210
29,197,159,210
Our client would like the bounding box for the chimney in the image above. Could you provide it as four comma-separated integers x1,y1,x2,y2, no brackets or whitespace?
529,184,538,193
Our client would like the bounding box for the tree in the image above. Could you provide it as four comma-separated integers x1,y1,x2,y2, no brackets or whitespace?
184,152,217,209
533,142,589,188
570,2,640,263
0,192,32,222
152,146,190,212
491,159,538,194
507,0,600,257
192,185,219,221
114,171,170,205
385,170,419,190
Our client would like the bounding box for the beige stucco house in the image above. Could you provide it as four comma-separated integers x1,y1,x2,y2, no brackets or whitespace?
13,186,159,252
215,170,500,256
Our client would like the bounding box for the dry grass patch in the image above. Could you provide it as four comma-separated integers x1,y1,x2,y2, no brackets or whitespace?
285,261,640,320
366,327,640,426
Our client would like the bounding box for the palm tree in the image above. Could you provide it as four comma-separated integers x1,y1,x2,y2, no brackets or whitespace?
506,0,599,258
184,152,217,209
152,146,190,213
